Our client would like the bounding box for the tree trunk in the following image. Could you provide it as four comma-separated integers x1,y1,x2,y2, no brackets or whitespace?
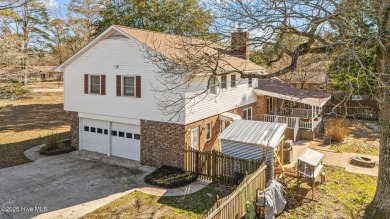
369,1,390,217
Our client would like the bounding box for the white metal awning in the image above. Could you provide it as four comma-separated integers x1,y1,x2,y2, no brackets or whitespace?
219,112,242,122
220,120,287,149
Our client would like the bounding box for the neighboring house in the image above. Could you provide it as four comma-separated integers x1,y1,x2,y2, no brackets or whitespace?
31,66,63,82
4,65,63,82
268,56,333,93
56,25,330,169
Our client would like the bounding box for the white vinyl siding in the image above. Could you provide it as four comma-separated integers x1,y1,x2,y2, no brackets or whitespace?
185,75,257,124
63,31,185,124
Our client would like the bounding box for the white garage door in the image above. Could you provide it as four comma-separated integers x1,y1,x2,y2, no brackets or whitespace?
111,122,141,161
82,119,108,154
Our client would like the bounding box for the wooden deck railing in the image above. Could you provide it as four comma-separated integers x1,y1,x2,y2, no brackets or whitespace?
184,149,264,185
203,164,267,219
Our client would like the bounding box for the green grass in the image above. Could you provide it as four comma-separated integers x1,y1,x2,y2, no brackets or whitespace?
280,165,377,219
82,185,229,219
329,140,379,156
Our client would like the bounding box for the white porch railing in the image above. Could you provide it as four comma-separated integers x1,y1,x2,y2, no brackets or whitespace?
264,114,300,141
264,114,322,141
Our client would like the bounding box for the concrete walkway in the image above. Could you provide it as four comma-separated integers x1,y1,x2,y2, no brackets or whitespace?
283,140,379,177
0,145,208,219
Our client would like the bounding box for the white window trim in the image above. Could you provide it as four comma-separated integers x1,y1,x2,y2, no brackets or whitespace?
190,127,200,150
121,75,137,97
220,120,226,133
206,122,212,141
221,75,227,89
230,74,237,89
208,76,219,95
248,77,253,88
89,74,101,95
243,107,253,120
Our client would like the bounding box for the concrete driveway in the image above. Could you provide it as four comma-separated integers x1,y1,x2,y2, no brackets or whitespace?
0,147,155,219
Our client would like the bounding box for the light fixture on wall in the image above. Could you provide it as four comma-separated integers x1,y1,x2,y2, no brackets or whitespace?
113,65,119,69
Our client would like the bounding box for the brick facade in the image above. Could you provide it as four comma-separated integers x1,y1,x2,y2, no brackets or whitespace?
69,111,79,149
184,114,220,152
140,120,185,168
184,96,267,152
284,128,316,141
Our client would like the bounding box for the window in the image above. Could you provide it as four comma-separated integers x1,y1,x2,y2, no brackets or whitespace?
90,75,101,94
123,76,135,96
126,133,132,139
221,75,227,89
209,77,219,95
248,77,252,87
118,131,125,137
97,128,103,134
84,126,89,132
220,120,226,133
90,127,96,133
267,97,274,114
104,129,108,135
231,74,236,88
190,127,199,150
243,107,252,120
111,130,117,136
134,134,141,140
206,122,212,140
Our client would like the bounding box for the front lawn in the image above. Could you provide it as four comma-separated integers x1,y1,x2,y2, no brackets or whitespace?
0,90,70,168
280,165,377,218
82,185,230,219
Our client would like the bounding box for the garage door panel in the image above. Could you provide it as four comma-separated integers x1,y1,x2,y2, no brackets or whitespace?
82,119,108,155
111,122,140,161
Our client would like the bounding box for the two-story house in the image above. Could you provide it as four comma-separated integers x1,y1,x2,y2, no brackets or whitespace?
56,25,330,169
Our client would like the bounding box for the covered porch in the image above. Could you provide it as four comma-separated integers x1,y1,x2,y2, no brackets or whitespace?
255,78,331,141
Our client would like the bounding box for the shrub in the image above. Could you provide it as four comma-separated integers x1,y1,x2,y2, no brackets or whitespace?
0,84,32,100
325,118,350,143
40,139,75,156
46,133,59,150
144,165,198,188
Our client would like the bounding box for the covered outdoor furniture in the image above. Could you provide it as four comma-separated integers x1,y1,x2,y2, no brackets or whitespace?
296,149,324,199
256,180,286,219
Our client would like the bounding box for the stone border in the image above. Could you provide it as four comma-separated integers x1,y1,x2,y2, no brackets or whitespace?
350,156,376,168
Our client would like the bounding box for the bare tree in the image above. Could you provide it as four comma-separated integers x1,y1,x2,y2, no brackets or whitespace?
143,0,389,216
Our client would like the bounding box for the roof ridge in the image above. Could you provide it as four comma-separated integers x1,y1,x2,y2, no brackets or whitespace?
113,25,190,39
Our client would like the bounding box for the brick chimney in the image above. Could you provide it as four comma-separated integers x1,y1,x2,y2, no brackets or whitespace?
231,30,250,60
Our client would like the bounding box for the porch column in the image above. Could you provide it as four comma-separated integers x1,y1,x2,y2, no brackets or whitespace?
311,105,314,131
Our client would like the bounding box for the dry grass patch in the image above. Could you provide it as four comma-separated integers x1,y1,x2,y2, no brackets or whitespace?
325,118,350,143
0,91,70,168
329,119,380,156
